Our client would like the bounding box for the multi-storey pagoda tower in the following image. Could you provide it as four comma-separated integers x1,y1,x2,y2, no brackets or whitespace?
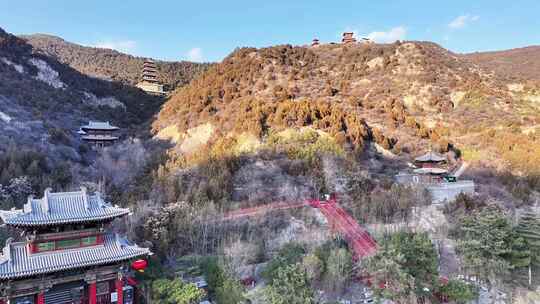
142,60,158,84
341,32,357,44
78,121,120,148
135,59,165,95
0,187,150,304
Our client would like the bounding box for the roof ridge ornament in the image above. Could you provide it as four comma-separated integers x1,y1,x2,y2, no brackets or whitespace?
95,192,104,207
3,238,12,265
23,195,34,213
42,188,52,214
114,233,123,249
81,186,90,211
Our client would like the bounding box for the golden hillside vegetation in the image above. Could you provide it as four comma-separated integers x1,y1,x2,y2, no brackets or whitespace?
154,41,540,174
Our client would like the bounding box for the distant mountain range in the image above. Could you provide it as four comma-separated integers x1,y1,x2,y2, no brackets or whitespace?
463,46,540,81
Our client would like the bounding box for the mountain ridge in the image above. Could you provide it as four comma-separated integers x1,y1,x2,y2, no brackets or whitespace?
463,45,540,81
21,33,211,90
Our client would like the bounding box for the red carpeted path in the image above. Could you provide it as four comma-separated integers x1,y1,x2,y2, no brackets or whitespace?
221,201,311,221
221,197,377,259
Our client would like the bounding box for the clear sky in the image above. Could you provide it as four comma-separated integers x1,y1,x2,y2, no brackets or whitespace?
1,0,539,63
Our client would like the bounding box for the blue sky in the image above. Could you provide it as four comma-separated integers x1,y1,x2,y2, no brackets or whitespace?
1,0,539,62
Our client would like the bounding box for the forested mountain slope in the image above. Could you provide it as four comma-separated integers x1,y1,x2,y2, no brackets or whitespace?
0,26,164,159
464,46,540,81
22,34,211,89
154,41,540,175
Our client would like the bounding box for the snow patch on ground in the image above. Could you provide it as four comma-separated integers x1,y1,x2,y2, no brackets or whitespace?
83,92,125,109
1,57,24,73
0,111,12,123
28,58,66,89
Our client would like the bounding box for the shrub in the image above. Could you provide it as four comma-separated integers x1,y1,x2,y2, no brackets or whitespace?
262,242,306,283
151,278,205,304
265,263,314,304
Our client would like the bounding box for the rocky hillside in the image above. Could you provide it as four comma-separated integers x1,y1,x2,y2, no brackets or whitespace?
22,34,211,89
0,27,164,160
464,46,540,81
153,41,540,175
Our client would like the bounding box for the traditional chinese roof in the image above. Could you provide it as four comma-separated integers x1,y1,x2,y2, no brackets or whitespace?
81,134,119,141
0,188,130,227
342,32,357,43
80,121,119,131
0,234,150,279
413,167,448,175
414,151,446,163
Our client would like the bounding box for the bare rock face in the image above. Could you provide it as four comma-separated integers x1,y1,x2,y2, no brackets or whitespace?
29,58,66,89
83,92,125,109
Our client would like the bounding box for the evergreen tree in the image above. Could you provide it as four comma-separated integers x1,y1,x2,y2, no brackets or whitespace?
265,263,314,304
516,210,540,266
325,247,352,292
151,278,205,304
363,245,415,303
515,210,540,285
456,207,513,291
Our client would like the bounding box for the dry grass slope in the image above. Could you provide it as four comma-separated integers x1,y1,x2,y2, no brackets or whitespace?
153,41,540,174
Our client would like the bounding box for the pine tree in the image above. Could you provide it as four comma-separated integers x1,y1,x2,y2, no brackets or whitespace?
516,211,540,265
457,207,513,290
515,210,540,285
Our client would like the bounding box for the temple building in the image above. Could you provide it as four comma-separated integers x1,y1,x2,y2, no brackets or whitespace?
412,151,448,182
360,37,374,44
135,59,165,96
78,121,120,148
0,187,150,304
341,32,357,44
395,150,475,203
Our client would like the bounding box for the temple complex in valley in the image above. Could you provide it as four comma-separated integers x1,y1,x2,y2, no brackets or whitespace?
135,59,166,96
0,187,150,304
78,121,120,148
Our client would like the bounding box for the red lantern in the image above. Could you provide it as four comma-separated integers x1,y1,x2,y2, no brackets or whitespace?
131,259,148,272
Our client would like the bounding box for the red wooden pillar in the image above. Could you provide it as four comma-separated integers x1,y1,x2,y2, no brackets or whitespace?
115,278,123,304
36,292,45,304
88,281,97,304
